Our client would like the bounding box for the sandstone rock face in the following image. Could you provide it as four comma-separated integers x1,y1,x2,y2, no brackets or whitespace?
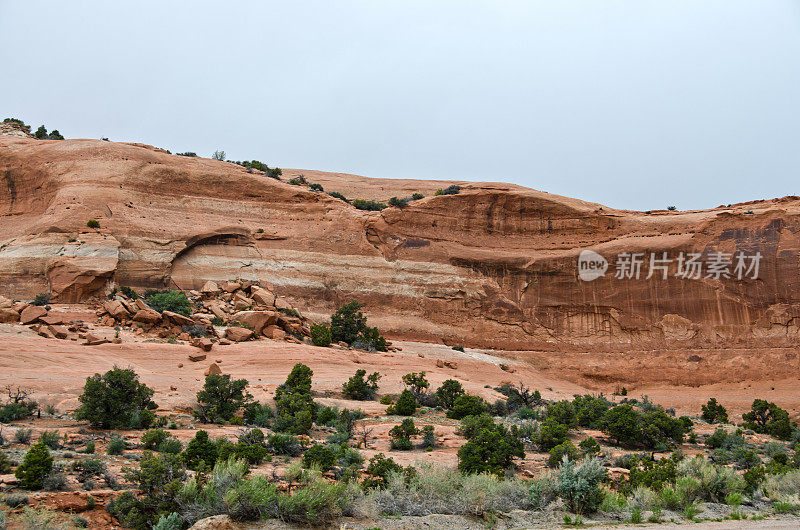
104,300,130,319
3,137,800,350
0,308,19,323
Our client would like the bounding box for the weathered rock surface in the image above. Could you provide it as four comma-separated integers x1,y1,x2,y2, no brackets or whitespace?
225,326,254,342
231,310,277,334
19,305,47,324
3,136,800,349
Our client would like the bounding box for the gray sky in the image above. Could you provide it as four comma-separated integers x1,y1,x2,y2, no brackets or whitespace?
2,1,799,211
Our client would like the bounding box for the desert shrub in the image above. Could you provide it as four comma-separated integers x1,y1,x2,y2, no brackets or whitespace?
363,453,404,489
601,404,641,446
76,367,157,429
308,183,324,192
176,152,197,157
3,492,29,507
108,434,126,455
108,451,187,528
15,442,53,490
329,302,367,344
316,406,339,427
536,419,570,451
548,441,579,468
457,421,524,476
342,369,381,400
328,191,349,202
0,453,11,474
368,463,532,516
411,192,425,200
83,441,96,454
141,429,169,450
268,433,303,457
763,468,800,502
183,430,217,470
303,444,337,471
701,398,728,424
15,428,32,444
120,286,139,299
158,438,183,455
86,219,100,228
446,394,486,419
47,129,64,140
573,395,611,429
677,456,745,503
195,374,253,423
144,290,191,317
273,364,317,435
388,196,408,207
389,419,419,451
153,512,182,530
212,150,226,161
351,199,387,211
557,457,607,514
742,399,796,440
640,409,685,449
387,390,417,416
310,323,332,347
529,475,559,509
217,430,270,465
421,425,436,449
242,402,273,427
546,400,577,427
39,430,61,449
434,379,464,409
435,185,460,196
353,326,387,351
623,455,678,495
459,413,495,440
578,437,601,456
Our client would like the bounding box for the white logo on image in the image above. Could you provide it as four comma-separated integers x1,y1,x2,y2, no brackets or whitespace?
578,250,608,281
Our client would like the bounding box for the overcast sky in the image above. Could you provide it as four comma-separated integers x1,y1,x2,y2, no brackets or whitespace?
2,1,799,211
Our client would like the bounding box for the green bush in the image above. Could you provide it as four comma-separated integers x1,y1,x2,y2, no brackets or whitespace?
446,394,486,419
144,290,191,317
310,323,332,347
742,399,796,440
434,185,460,196
141,429,169,450
351,199,387,211
0,453,12,474
75,367,157,430
158,438,183,454
15,442,53,490
457,421,524,476
243,402,273,427
536,419,570,451
273,364,317,435
459,413,495,440
389,419,419,450
434,379,464,409
579,437,601,456
353,326,387,351
677,456,745,503
342,369,381,400
388,390,417,416
302,444,337,471
268,433,303,456
183,430,217,470
153,512,182,530
701,398,728,424
573,395,611,429
328,191,349,203
363,453,404,489
86,219,100,228
39,430,61,449
601,404,641,446
549,441,579,468
388,196,408,208
401,372,430,398
330,302,367,344
106,435,125,456
0,401,37,423
557,457,607,514
195,374,253,423
3,492,29,507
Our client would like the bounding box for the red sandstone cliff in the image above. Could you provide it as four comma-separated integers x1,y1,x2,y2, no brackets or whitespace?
2,135,799,349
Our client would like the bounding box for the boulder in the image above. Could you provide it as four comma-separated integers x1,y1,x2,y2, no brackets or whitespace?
208,303,228,320
83,332,110,346
250,286,275,307
134,299,150,311
262,325,285,341
226,326,254,342
201,280,220,295
0,308,19,323
163,310,195,326
189,353,207,362
47,325,69,339
204,363,222,376
274,297,293,311
40,314,65,325
231,311,277,333
222,281,241,293
19,305,47,325
193,337,213,352
0,296,12,309
104,300,131,319
436,359,458,370
233,295,254,311
189,515,236,530
133,309,162,324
